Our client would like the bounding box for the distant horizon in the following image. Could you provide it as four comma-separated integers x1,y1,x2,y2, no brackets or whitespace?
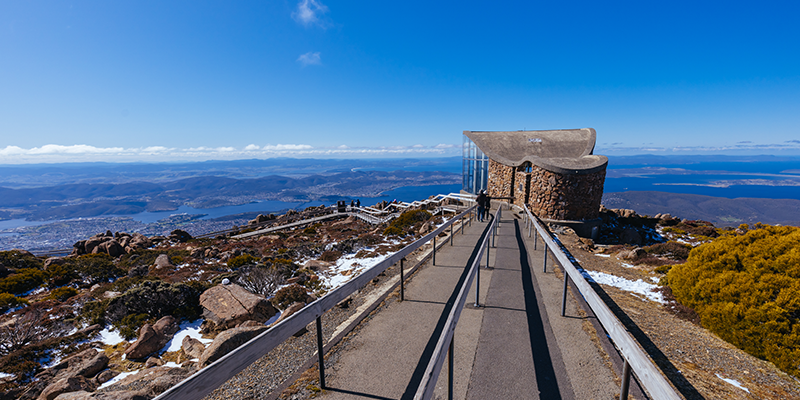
3,148,800,165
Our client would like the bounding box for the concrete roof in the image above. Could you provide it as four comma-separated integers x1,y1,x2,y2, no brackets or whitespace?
463,128,608,174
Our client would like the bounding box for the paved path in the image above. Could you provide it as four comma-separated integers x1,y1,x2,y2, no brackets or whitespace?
317,208,620,399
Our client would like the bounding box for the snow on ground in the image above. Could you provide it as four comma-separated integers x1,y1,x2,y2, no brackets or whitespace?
620,263,635,268
594,254,611,258
162,319,212,353
583,270,665,304
318,239,404,292
0,372,14,379
716,374,750,393
98,370,138,390
98,327,127,346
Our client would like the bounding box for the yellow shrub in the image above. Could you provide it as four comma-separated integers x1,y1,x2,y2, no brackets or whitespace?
667,225,800,377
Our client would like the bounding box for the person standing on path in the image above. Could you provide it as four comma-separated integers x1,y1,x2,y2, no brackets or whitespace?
476,190,488,222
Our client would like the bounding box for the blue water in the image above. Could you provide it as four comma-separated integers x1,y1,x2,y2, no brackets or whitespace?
605,160,800,200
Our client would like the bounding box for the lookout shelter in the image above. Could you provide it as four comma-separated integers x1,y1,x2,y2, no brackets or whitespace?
462,128,608,237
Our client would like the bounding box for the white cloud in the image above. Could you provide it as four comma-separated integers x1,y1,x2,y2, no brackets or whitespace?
0,143,461,164
297,51,321,66
292,0,329,28
596,141,800,155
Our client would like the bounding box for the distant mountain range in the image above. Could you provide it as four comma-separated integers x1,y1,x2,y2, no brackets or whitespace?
0,170,459,221
602,191,800,227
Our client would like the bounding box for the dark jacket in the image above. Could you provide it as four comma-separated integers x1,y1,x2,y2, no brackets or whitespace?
477,193,490,208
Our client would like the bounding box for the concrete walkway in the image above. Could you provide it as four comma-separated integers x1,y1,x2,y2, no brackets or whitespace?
317,208,619,400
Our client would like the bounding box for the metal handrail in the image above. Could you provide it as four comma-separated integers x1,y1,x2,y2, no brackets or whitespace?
520,204,681,400
414,206,500,400
154,204,477,400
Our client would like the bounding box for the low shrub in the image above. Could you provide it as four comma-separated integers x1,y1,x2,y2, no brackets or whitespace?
273,284,308,309
228,254,258,270
71,254,125,286
666,224,800,378
320,250,342,262
0,250,42,271
645,241,692,260
0,268,46,295
0,293,28,312
49,286,79,301
112,313,151,340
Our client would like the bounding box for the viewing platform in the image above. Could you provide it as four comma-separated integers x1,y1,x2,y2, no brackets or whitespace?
311,205,634,399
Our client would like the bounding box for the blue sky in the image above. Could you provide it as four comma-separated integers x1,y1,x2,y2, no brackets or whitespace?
1,1,799,163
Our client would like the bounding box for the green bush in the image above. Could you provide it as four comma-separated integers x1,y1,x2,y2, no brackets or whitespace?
49,287,79,301
228,254,258,270
666,225,800,378
112,313,151,340
71,254,125,285
272,284,308,309
0,250,42,271
383,209,432,236
0,268,46,295
80,298,111,326
0,292,28,311
46,263,77,287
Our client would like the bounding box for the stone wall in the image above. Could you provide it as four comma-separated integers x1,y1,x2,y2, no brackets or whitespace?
487,159,514,199
487,160,606,221
525,165,606,221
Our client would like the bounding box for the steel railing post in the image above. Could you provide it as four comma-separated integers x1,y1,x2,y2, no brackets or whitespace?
474,249,481,307
433,236,436,265
316,316,326,389
534,226,538,250
561,270,569,317
450,223,453,246
486,231,490,268
543,247,548,273
620,360,632,400
400,258,405,301
448,338,454,400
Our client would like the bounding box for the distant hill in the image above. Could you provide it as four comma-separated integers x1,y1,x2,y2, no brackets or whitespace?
602,191,800,227
0,170,459,221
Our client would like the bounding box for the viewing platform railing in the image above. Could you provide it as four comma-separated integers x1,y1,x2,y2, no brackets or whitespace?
520,203,681,400
154,202,477,400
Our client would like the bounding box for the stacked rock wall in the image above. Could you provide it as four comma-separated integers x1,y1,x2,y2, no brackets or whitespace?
487,159,514,199
525,165,605,221
487,159,606,221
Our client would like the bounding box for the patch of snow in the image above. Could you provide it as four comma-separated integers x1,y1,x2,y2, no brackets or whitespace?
621,263,635,268
716,374,750,393
650,276,660,283
162,320,212,353
594,254,611,258
98,327,126,346
0,372,13,379
265,311,281,325
98,370,138,390
584,270,665,304
163,361,181,368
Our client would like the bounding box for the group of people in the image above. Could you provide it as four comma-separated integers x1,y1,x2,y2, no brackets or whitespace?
476,190,491,222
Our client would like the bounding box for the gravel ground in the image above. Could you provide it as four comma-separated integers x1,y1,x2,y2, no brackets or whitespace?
202,238,436,400
556,230,800,400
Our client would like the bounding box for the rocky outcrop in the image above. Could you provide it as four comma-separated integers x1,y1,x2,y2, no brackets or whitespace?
199,283,277,331
96,366,190,398
168,229,192,243
30,349,109,400
124,316,179,360
72,232,152,257
39,376,97,400
153,254,172,269
199,325,268,366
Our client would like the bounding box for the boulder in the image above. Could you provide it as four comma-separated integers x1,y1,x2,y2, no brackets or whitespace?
124,316,179,360
303,260,332,271
168,229,192,243
181,336,206,360
95,240,124,258
200,283,277,330
95,370,117,385
199,325,268,366
101,366,189,398
144,357,163,368
83,237,107,255
48,349,109,380
153,254,172,269
44,257,66,269
269,302,304,327
39,376,97,400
